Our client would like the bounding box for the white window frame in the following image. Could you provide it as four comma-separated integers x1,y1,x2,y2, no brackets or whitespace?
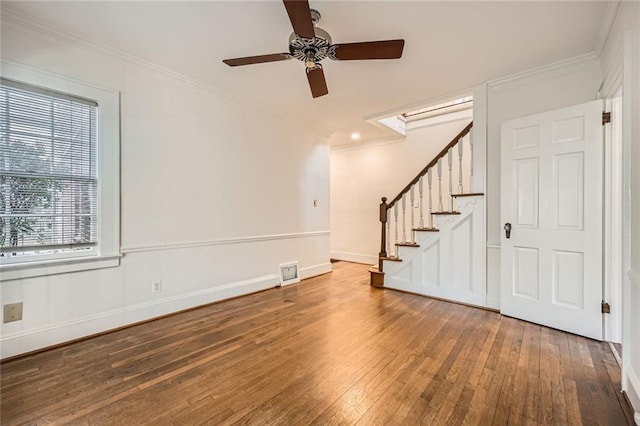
0,61,120,281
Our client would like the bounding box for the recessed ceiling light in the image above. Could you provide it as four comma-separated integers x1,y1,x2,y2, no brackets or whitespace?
350,132,361,140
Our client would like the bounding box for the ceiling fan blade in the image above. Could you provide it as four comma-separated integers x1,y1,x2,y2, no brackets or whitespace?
330,39,405,61
223,53,291,67
283,0,315,39
306,67,328,98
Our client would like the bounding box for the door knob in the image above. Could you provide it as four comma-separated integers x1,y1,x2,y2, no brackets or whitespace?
504,223,512,239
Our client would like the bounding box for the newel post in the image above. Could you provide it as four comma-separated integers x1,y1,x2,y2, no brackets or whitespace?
379,197,388,272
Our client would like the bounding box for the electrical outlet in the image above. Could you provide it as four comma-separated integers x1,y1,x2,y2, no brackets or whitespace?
4,302,23,323
151,280,162,294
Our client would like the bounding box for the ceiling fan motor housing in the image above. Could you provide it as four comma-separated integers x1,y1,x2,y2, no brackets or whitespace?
222,3,405,98
288,9,335,69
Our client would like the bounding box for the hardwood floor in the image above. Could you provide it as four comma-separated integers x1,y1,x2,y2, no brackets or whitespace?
0,261,632,425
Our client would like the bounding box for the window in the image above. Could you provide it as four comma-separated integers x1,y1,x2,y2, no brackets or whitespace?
1,78,98,262
0,63,120,280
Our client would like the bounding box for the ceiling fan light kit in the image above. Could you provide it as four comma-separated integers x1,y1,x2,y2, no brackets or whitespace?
222,0,405,98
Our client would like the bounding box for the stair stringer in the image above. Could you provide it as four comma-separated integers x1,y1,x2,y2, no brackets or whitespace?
383,195,486,308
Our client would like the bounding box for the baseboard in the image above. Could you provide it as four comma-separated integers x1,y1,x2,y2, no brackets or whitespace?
626,365,640,422
0,274,279,359
330,251,377,265
0,262,333,359
299,262,332,279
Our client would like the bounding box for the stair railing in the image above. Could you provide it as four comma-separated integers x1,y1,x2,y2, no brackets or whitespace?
378,121,473,272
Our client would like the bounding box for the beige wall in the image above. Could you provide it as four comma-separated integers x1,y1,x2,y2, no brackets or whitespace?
0,17,331,358
330,117,471,265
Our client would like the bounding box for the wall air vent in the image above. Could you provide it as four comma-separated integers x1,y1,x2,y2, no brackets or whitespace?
279,262,300,287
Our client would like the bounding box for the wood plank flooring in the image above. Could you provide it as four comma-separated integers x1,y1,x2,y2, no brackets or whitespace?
0,261,632,425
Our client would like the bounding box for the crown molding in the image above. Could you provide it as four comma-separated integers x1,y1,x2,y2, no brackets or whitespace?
594,0,623,57
0,6,333,139
487,52,600,92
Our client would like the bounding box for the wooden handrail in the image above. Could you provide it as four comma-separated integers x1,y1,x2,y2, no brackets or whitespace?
387,121,473,208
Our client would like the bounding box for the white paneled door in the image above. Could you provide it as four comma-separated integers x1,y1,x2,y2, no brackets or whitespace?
500,100,604,340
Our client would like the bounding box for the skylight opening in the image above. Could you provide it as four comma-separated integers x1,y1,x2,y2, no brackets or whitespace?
401,96,473,122
376,95,473,135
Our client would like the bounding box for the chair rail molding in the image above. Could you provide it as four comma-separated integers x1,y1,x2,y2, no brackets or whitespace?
121,230,331,254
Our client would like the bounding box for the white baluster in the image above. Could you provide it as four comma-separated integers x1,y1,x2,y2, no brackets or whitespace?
386,212,391,256
469,132,474,192
394,203,399,255
458,138,464,194
428,168,433,228
437,159,443,212
401,193,407,243
448,148,453,211
418,176,424,229
410,185,415,243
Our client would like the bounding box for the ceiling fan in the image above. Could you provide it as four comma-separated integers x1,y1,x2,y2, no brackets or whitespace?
222,0,405,98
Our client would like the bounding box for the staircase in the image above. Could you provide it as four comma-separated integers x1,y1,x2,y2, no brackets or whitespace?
370,122,487,307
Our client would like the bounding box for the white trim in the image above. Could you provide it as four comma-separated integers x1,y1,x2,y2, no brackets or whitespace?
621,31,634,410
299,262,332,279
603,94,623,343
487,243,501,250
629,269,639,289
0,255,121,282
627,365,640,420
0,6,332,139
0,261,332,359
406,109,473,131
364,88,474,125
608,341,622,366
121,230,331,254
488,53,600,92
472,84,487,193
330,251,377,265
594,0,623,56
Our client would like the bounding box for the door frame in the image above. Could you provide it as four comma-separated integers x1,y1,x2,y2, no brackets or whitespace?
603,90,623,343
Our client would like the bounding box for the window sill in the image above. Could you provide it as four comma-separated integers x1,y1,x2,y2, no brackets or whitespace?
0,254,122,282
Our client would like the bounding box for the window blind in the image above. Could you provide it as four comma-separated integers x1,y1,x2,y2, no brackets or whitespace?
0,78,98,256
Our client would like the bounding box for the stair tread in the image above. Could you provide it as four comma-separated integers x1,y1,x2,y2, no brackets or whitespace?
451,192,485,198
432,211,461,215
413,227,439,232
396,242,419,247
380,256,402,262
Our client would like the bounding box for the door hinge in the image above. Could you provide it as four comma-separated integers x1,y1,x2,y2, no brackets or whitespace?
602,112,611,125
601,301,611,314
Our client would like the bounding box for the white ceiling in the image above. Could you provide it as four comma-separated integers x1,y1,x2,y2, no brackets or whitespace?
3,1,608,146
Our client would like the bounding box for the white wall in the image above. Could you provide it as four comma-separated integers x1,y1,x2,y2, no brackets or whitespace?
599,1,640,417
330,117,471,265
483,57,602,310
0,17,331,358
